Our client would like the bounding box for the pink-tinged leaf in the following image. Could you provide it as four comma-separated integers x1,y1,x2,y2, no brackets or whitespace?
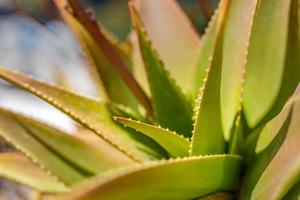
250,96,300,200
53,0,152,115
221,0,258,139
134,0,200,93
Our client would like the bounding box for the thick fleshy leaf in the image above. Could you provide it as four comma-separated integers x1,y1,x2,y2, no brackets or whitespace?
0,153,68,193
190,0,228,156
241,95,299,200
249,97,300,200
221,0,258,138
1,108,134,175
243,0,300,127
52,155,241,200
114,117,190,158
0,68,160,161
130,4,193,137
53,0,152,115
134,0,200,93
0,110,84,185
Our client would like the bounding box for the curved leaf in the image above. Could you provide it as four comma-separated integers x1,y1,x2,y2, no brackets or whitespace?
1,108,134,175
53,0,152,114
241,95,300,200
243,0,300,127
130,4,193,137
283,179,300,200
0,153,68,193
190,0,228,156
0,110,84,185
52,155,241,200
114,117,190,158
134,0,200,93
250,97,300,200
0,68,161,161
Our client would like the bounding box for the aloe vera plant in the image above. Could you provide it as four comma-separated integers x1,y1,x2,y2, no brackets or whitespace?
0,0,299,199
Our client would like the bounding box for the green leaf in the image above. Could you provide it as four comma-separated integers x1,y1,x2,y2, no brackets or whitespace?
2,108,134,175
53,0,152,115
52,155,241,200
241,95,299,200
249,96,300,200
283,179,300,200
0,153,69,193
0,68,160,162
190,0,228,156
107,102,145,121
243,0,300,127
192,7,219,99
221,0,258,138
134,0,200,93
129,4,193,137
0,110,84,185
114,117,190,158
228,113,244,154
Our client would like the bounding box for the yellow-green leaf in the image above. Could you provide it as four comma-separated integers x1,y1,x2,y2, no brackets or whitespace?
53,0,152,114
241,95,299,200
0,153,69,193
3,109,134,175
250,97,300,200
52,155,241,200
0,110,84,185
0,68,160,161
134,0,200,93
190,0,228,156
130,4,193,137
221,0,258,138
243,0,300,127
114,117,190,158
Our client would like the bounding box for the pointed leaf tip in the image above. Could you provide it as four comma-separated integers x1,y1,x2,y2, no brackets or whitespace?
115,116,190,158
129,4,194,137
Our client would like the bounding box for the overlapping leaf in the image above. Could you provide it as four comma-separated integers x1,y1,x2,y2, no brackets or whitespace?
249,97,300,200
53,0,152,114
134,0,200,93
190,0,228,156
0,153,68,193
243,0,300,127
4,109,134,174
130,4,193,137
241,95,300,200
0,68,161,161
115,117,190,158
0,110,84,185
52,155,241,200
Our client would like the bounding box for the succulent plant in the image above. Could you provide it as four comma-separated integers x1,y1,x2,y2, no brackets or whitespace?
0,0,299,199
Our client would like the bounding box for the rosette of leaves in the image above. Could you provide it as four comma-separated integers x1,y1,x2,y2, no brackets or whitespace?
0,0,299,199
